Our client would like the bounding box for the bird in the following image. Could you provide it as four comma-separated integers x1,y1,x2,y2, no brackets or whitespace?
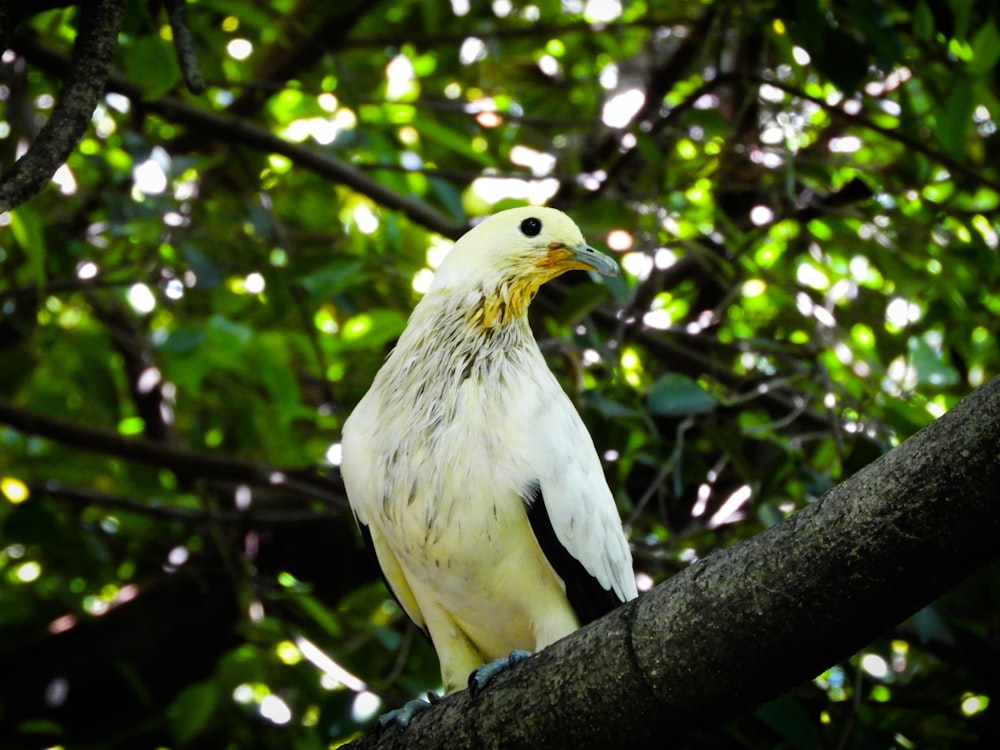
340,206,637,714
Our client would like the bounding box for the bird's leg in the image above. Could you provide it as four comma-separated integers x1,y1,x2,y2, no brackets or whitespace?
468,650,533,692
376,690,441,732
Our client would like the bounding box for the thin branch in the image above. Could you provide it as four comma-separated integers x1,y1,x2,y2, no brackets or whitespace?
341,17,691,49
356,161,573,185
0,0,126,212
0,1,72,65
0,398,347,505
11,34,468,240
540,281,842,436
87,295,176,443
164,0,205,94
31,480,336,524
760,76,1000,195
0,275,132,301
195,85,596,129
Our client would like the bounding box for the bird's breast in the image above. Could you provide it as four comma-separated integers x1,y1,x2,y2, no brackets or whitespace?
371,344,548,568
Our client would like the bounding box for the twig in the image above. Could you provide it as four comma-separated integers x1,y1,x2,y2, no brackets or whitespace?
164,0,205,94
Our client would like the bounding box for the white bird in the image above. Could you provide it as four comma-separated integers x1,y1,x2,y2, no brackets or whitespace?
341,206,637,702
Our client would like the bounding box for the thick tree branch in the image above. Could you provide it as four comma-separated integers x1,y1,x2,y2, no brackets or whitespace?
0,0,125,212
348,376,1000,748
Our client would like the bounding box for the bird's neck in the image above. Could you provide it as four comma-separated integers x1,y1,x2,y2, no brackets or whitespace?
376,285,539,399
463,276,539,330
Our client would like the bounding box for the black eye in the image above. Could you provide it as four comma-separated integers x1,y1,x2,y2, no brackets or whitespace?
519,217,542,237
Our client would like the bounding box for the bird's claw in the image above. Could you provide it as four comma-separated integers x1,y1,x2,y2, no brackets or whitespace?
468,649,533,692
375,691,439,732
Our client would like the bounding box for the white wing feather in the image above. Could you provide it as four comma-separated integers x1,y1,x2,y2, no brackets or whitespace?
520,363,638,604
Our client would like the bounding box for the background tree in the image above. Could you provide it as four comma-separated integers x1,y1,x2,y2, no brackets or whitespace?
1,0,998,748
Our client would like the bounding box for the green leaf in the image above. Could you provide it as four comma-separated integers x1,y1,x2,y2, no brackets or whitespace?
935,78,974,157
179,242,225,289
373,624,403,650
582,390,642,420
161,325,207,353
301,261,365,298
907,604,952,643
428,176,466,220
14,719,64,737
122,36,182,98
969,20,1000,75
908,335,959,386
167,681,218,746
912,0,936,40
9,206,46,289
337,309,408,349
414,118,495,167
293,593,343,638
206,314,254,348
648,374,717,416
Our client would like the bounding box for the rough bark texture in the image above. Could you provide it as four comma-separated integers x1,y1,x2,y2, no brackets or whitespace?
348,376,1000,749
0,0,125,212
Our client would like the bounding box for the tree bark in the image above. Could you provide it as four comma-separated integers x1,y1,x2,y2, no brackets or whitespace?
348,375,1000,749
0,0,126,212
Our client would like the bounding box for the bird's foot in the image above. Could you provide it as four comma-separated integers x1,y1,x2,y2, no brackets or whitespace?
376,691,441,732
468,650,533,692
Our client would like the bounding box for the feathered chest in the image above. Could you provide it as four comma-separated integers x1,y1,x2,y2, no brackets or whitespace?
366,312,552,547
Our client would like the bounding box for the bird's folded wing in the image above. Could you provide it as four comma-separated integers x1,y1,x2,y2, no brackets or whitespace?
523,404,638,621
525,483,629,624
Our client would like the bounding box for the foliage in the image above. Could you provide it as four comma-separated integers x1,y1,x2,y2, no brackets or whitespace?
0,0,999,747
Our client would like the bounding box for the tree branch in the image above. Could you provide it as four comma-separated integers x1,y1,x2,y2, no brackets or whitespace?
0,398,347,506
0,0,126,212
164,0,205,94
348,375,1000,748
342,16,691,49
759,76,1000,195
31,480,338,524
10,33,468,240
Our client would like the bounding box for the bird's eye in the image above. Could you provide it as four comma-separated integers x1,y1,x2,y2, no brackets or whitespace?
519,217,542,237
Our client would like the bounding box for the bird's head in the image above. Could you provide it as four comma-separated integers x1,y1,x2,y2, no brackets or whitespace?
428,207,618,329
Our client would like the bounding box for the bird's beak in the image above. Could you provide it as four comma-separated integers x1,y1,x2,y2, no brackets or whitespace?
568,243,620,278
